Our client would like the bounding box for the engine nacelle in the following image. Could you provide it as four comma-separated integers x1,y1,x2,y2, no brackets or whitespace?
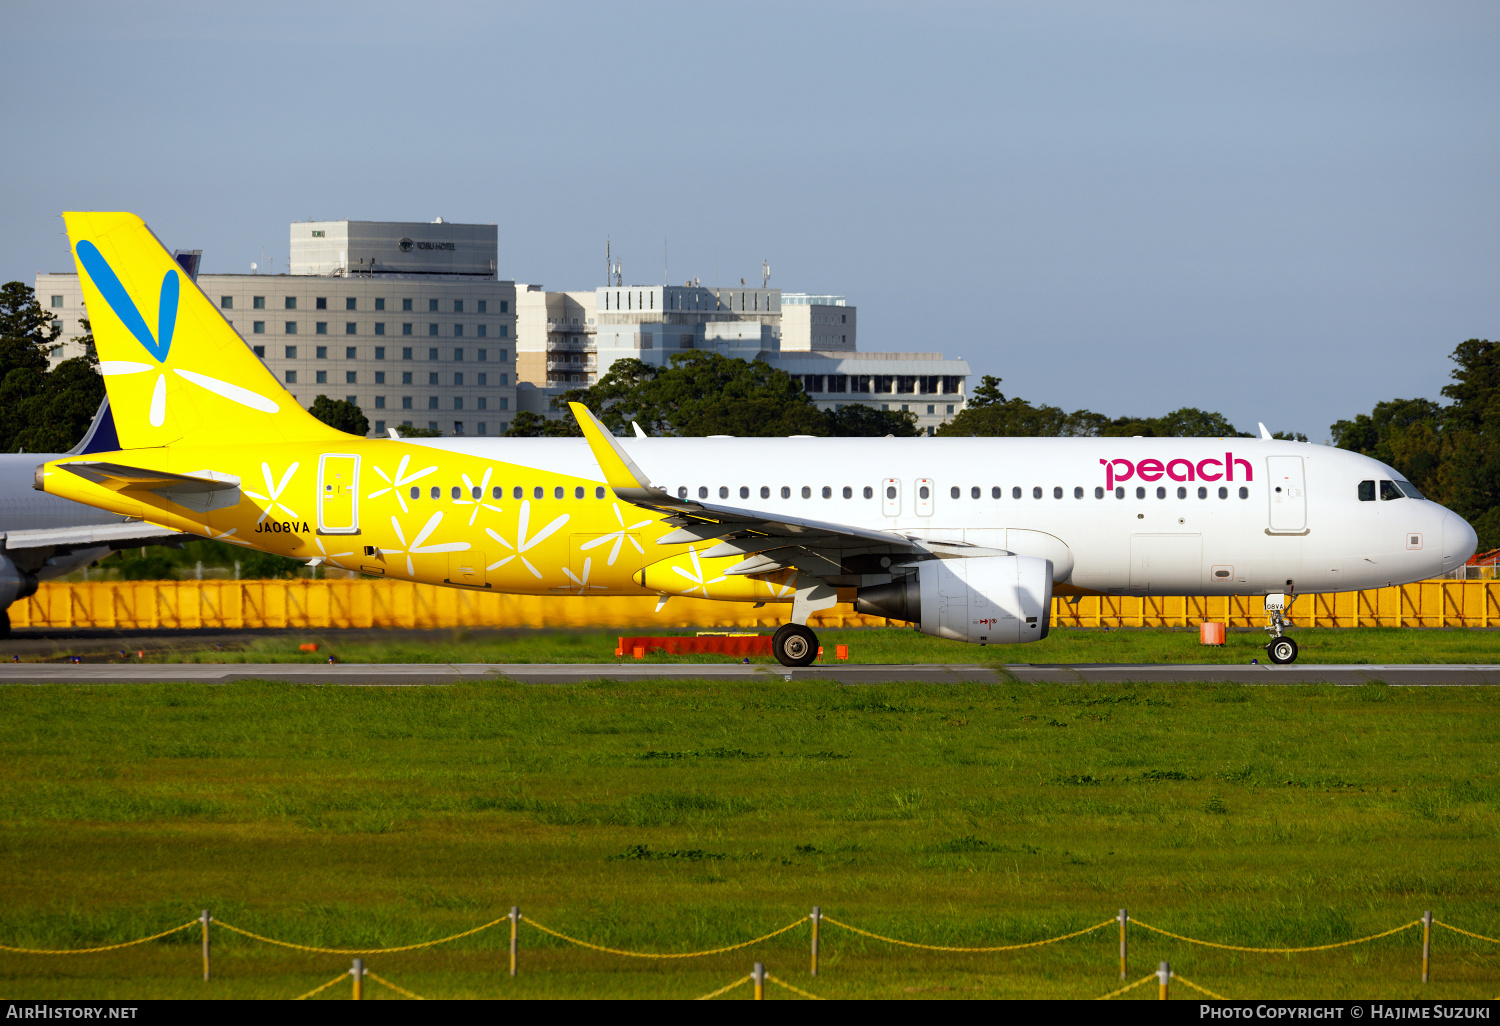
855,555,1053,645
0,553,39,610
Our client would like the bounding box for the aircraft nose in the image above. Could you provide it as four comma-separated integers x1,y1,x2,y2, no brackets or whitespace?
1441,510,1479,573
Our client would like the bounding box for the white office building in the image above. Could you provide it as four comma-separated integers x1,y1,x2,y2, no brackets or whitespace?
37,219,519,437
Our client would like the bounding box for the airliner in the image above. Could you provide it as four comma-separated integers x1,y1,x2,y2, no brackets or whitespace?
32,212,1479,666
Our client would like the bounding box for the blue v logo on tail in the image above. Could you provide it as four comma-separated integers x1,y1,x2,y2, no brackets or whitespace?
75,240,177,363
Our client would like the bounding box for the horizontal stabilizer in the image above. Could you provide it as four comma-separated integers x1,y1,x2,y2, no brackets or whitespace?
58,462,239,494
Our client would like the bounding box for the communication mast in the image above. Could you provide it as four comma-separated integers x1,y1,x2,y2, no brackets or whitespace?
762,260,771,288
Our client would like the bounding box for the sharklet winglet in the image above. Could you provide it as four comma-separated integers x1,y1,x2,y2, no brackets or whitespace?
569,402,671,502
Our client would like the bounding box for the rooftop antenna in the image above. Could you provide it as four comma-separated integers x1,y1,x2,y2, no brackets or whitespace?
606,236,611,287
762,260,770,288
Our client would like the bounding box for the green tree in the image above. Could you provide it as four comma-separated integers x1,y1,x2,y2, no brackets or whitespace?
308,395,369,437
0,281,59,381
9,356,106,453
823,403,920,437
394,423,442,437
504,409,580,437
938,398,1104,437
968,374,1006,407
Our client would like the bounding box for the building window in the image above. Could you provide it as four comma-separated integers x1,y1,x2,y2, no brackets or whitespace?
500,301,508,313
402,372,413,384
285,370,297,383
220,296,232,309
402,396,412,409
428,324,438,336
454,372,463,386
253,321,265,334
428,372,438,385
316,322,328,335
375,396,385,408
375,298,386,311
253,345,265,357
345,297,357,311
477,373,487,386
346,371,357,384
375,347,385,360
345,347,356,359
315,346,327,359
946,404,954,414
253,296,265,309
375,420,385,433
499,349,507,361
402,347,412,360
498,398,508,410
454,300,464,313
345,395,356,406
477,301,487,313
285,322,297,334
402,299,413,311
402,323,413,335
453,422,465,435
316,297,327,310
316,370,327,384
453,348,464,361
478,397,487,410
285,297,297,310
428,397,439,409
429,348,438,360
429,422,439,432
500,373,508,385
500,325,508,337
477,324,487,337
285,345,297,359
477,349,487,362
454,324,463,337
927,405,935,414
375,371,385,384
429,299,439,312
454,397,464,410
478,422,487,435
345,323,356,335
375,323,385,335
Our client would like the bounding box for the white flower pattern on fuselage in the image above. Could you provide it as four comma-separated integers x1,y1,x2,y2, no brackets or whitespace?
453,467,503,526
367,455,437,514
241,462,300,524
386,511,470,577
672,546,728,598
484,500,569,580
578,502,651,566
560,557,606,594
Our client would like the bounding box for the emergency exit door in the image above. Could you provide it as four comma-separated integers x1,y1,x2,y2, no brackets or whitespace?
1266,455,1306,533
318,454,360,534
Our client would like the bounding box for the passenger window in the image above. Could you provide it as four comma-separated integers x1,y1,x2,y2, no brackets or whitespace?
761,486,771,499
1136,487,1146,499
950,486,961,499
1198,486,1207,499
782,486,791,499
1115,487,1125,498
513,487,523,499
919,485,930,499
678,486,688,499
555,487,564,499
1218,487,1228,499
822,486,832,498
1033,486,1042,499
410,486,420,499
595,487,605,499
698,486,708,498
801,486,812,499
1176,487,1186,499
1095,486,1104,499
740,486,750,499
843,486,853,499
863,486,873,499
472,487,482,499
451,486,461,499
992,486,1001,499
1156,487,1166,499
1074,487,1083,499
574,486,584,499
1358,480,1375,501
533,487,543,499
1239,486,1249,499
1380,480,1403,501
430,486,440,499
719,486,729,499
1012,486,1021,499
493,487,502,499
1053,487,1063,499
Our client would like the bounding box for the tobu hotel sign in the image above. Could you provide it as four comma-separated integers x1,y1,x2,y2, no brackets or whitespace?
1100,453,1253,489
397,238,457,252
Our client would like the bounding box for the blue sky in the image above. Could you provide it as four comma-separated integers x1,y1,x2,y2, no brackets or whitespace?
3,1,1496,437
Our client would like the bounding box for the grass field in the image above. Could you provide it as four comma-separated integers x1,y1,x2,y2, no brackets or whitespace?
2,677,1499,1000
15,624,1500,666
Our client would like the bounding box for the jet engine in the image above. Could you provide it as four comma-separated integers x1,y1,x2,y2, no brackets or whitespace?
854,555,1054,645
0,552,39,609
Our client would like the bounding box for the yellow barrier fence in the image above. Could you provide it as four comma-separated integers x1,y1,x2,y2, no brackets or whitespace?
11,579,1500,631
3,906,1492,998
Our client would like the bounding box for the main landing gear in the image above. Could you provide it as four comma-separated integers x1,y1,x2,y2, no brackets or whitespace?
1263,593,1298,665
772,623,819,667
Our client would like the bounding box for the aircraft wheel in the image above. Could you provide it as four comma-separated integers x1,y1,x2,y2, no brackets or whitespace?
772,624,818,667
1266,637,1298,665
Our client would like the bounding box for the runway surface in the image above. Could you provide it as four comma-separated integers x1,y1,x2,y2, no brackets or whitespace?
2,662,1498,685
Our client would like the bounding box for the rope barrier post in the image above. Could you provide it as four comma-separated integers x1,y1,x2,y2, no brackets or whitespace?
810,907,820,977
1158,961,1170,1000
753,961,765,1000
1118,908,1127,980
351,958,364,1001
1422,909,1432,983
200,910,210,982
509,906,519,978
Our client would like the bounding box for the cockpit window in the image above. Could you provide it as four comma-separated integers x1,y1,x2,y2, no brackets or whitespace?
1379,480,1404,501
1394,478,1425,499
1358,480,1375,501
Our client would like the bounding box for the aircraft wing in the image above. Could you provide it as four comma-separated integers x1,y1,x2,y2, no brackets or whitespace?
568,403,1001,580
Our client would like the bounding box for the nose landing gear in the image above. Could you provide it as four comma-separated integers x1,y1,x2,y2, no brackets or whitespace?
772,623,819,667
1263,593,1298,664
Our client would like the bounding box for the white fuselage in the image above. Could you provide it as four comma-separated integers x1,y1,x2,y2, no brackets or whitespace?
400,434,1477,597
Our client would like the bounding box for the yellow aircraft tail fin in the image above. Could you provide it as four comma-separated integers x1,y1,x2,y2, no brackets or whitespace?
63,211,347,449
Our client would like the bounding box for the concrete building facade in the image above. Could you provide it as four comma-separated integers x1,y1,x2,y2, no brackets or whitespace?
37,219,519,438
779,293,856,352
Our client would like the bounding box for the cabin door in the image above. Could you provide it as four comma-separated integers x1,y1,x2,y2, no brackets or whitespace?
1266,456,1307,533
318,454,360,534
